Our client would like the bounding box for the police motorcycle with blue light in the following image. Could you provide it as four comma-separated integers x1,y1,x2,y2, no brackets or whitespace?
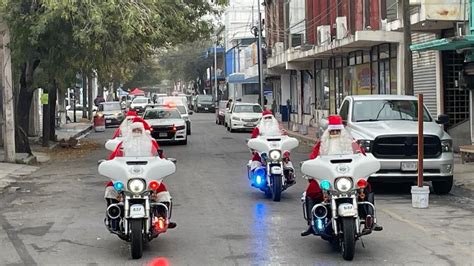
98,122,177,259
300,115,383,261
247,111,299,201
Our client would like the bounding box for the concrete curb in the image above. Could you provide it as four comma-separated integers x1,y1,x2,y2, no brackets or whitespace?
71,124,93,140
286,131,317,147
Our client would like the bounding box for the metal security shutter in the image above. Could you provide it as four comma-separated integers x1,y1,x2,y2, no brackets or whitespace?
412,33,438,115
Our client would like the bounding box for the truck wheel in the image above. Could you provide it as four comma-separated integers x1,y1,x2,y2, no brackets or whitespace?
432,176,453,195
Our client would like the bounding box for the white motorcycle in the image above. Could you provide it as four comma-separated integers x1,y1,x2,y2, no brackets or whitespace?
247,135,299,201
98,156,176,259
300,153,381,261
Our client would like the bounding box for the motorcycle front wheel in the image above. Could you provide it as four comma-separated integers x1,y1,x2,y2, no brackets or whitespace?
271,174,282,202
341,217,356,261
130,219,144,259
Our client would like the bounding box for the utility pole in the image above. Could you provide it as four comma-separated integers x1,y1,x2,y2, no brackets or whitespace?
1,24,16,162
257,0,265,108
214,42,218,102
402,0,414,95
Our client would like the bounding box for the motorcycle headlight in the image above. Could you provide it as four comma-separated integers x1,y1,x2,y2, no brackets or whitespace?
269,150,281,161
357,139,372,153
441,139,452,152
334,177,353,193
128,179,146,194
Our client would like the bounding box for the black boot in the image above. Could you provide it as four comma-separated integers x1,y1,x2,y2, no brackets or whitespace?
301,197,316,237
366,191,383,231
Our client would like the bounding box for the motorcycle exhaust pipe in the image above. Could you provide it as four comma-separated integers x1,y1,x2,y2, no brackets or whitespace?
107,204,121,220
311,204,328,219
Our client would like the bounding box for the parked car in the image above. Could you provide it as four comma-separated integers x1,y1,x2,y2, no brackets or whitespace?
97,101,125,127
215,100,228,125
143,105,187,145
225,103,263,132
130,97,151,114
156,97,193,135
337,95,453,194
194,95,215,113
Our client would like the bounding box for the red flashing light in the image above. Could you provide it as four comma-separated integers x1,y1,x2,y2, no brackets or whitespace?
165,102,177,108
149,180,159,191
357,179,368,189
153,217,167,233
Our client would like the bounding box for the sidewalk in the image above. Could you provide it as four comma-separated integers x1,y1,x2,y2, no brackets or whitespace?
0,162,39,191
283,125,474,193
56,122,93,141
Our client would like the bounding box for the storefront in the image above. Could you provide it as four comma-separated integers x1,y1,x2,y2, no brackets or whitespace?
314,43,398,114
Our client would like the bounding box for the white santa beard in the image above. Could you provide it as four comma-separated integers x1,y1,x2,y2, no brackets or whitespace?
320,131,353,156
123,137,153,157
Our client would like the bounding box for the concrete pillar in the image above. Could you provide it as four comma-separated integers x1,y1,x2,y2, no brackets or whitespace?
397,41,405,95
29,90,40,136
1,25,15,161
470,90,474,144
435,49,443,116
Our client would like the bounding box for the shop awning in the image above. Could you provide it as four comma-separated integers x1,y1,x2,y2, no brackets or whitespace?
410,35,474,51
227,73,258,84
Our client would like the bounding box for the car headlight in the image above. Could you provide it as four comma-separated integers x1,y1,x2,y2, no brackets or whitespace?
269,150,281,161
128,179,146,194
335,177,353,193
198,104,202,107
441,139,452,152
96,113,104,118
357,139,372,153
232,116,241,121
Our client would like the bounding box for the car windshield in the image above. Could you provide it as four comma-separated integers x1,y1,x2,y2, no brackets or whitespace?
133,98,148,104
99,103,121,111
144,109,181,119
352,100,432,122
176,106,187,114
234,105,262,113
198,95,213,103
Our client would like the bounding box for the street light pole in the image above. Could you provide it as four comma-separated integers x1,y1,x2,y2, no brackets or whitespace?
214,41,218,101
257,0,265,108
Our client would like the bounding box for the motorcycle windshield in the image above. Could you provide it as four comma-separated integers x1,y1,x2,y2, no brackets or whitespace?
98,156,176,186
301,154,380,183
248,136,299,153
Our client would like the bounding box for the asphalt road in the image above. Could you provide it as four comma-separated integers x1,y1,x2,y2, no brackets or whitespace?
0,113,473,265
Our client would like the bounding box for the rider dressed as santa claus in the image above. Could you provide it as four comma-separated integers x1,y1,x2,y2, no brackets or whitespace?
301,115,381,236
249,110,295,184
112,110,152,139
105,122,176,228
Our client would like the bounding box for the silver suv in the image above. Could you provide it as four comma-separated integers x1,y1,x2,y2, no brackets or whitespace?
337,95,453,194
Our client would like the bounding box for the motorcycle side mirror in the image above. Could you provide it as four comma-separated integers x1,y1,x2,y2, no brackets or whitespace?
97,159,106,165
168,158,177,164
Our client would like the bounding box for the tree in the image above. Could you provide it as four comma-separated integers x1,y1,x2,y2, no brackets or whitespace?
0,0,222,152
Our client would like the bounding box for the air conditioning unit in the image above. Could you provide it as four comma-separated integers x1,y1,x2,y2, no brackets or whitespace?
317,25,331,45
336,17,347,40
274,42,284,54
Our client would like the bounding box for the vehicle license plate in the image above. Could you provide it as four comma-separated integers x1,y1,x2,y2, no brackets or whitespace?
245,123,254,127
105,119,112,123
130,204,145,218
205,107,209,110
159,133,168,137
401,162,417,171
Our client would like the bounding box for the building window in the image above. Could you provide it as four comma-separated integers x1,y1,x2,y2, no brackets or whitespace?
379,59,390,94
290,72,298,113
390,58,397,94
315,68,329,110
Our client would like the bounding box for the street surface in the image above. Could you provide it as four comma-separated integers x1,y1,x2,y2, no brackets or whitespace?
0,113,473,265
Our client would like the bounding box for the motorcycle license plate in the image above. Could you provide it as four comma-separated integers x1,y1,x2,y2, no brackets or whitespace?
159,133,168,137
129,204,145,218
401,162,417,171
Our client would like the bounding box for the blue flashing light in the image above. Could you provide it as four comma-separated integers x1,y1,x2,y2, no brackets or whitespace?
252,168,266,187
316,218,324,231
113,181,124,191
256,175,263,185
320,180,331,190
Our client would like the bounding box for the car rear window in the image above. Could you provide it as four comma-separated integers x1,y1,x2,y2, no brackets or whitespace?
144,109,181,119
234,105,262,113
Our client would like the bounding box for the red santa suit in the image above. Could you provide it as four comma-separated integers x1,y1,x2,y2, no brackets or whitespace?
306,115,369,201
106,122,168,196
249,110,290,170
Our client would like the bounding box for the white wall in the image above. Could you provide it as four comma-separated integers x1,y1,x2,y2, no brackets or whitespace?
224,0,257,51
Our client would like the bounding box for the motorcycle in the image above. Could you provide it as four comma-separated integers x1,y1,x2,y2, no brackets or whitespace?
98,156,176,259
247,135,299,201
300,153,381,261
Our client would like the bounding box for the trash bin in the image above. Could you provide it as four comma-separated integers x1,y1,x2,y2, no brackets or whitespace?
94,115,105,132
280,105,290,122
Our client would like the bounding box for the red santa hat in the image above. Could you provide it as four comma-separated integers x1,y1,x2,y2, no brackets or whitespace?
262,110,273,117
126,110,138,117
327,115,344,131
